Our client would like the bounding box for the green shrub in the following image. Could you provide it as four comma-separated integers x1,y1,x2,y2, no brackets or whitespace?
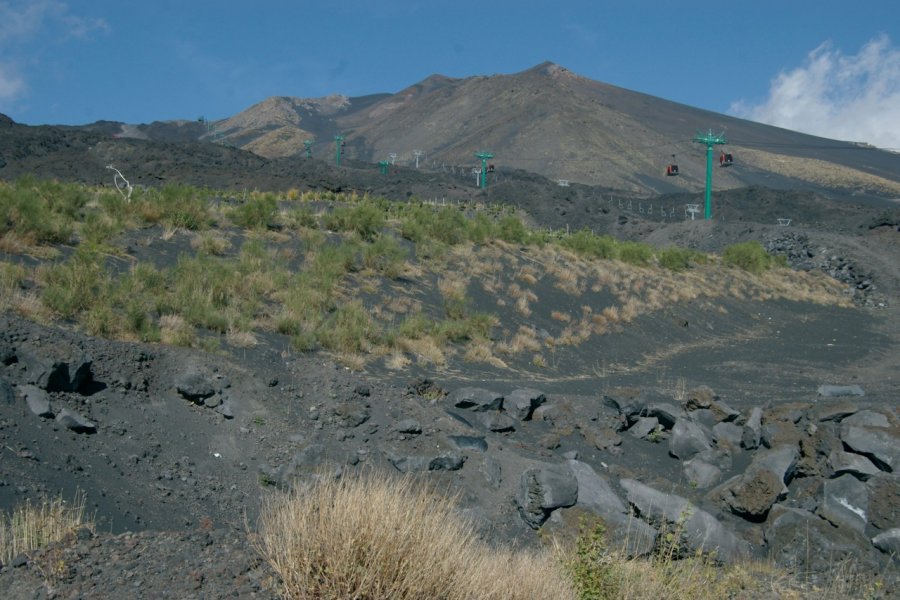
467,213,494,243
658,247,704,271
317,301,380,353
231,195,277,230
495,215,530,244
397,311,432,339
565,518,622,600
722,241,777,274
282,206,319,230
142,184,212,230
311,242,359,285
399,206,468,245
618,241,654,266
40,250,109,318
0,177,79,244
561,230,618,259
0,262,26,309
362,236,408,278
322,204,385,241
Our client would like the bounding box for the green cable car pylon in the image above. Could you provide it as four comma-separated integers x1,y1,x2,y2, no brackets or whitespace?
304,139,314,158
692,130,727,219
474,150,494,190
334,135,344,166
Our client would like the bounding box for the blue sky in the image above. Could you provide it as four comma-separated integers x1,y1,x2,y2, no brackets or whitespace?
2,1,900,148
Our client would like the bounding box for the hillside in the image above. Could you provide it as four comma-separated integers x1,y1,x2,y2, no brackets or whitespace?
0,64,899,598
105,62,900,198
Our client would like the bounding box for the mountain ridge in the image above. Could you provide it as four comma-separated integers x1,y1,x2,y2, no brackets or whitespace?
119,61,900,197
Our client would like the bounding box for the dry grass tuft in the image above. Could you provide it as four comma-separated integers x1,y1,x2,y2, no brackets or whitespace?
551,310,572,322
463,340,508,368
397,336,447,366
226,328,258,348
255,472,576,600
1,493,93,566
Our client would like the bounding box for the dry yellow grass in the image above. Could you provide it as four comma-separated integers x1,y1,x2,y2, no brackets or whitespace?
190,231,232,255
518,267,538,285
602,305,621,323
1,493,93,566
464,340,509,368
384,351,411,370
226,328,258,348
397,336,447,366
255,472,576,600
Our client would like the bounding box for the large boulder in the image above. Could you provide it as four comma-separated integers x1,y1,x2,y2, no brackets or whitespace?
766,506,884,574
683,386,740,423
828,450,881,480
478,411,517,433
620,478,750,563
741,406,763,450
516,464,578,528
22,352,93,393
333,399,370,428
817,474,868,533
712,422,743,447
683,458,722,489
448,387,503,412
506,388,545,420
21,384,53,418
388,451,466,473
55,408,97,434
719,445,798,521
817,384,865,398
872,529,900,555
842,410,891,429
175,371,216,403
567,460,656,556
841,425,900,472
866,473,900,531
628,416,660,440
602,388,647,424
668,417,713,460
642,402,684,429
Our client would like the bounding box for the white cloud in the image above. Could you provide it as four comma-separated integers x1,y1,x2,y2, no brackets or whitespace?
0,1,108,113
730,35,900,149
0,61,25,102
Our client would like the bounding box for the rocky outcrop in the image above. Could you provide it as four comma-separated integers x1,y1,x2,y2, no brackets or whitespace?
620,478,750,563
516,463,578,528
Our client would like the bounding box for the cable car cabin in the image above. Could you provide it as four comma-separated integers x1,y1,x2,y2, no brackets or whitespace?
719,153,734,167
666,164,679,176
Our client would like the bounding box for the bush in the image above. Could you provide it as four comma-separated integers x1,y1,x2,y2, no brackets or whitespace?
0,177,80,244
40,250,109,318
618,241,654,266
561,229,618,259
316,300,380,354
495,215,530,244
399,206,468,245
255,472,576,600
722,241,777,274
139,184,211,230
231,194,277,230
362,236,408,278
322,204,385,241
658,247,704,271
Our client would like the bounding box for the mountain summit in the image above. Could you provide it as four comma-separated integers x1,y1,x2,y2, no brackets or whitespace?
121,63,900,197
